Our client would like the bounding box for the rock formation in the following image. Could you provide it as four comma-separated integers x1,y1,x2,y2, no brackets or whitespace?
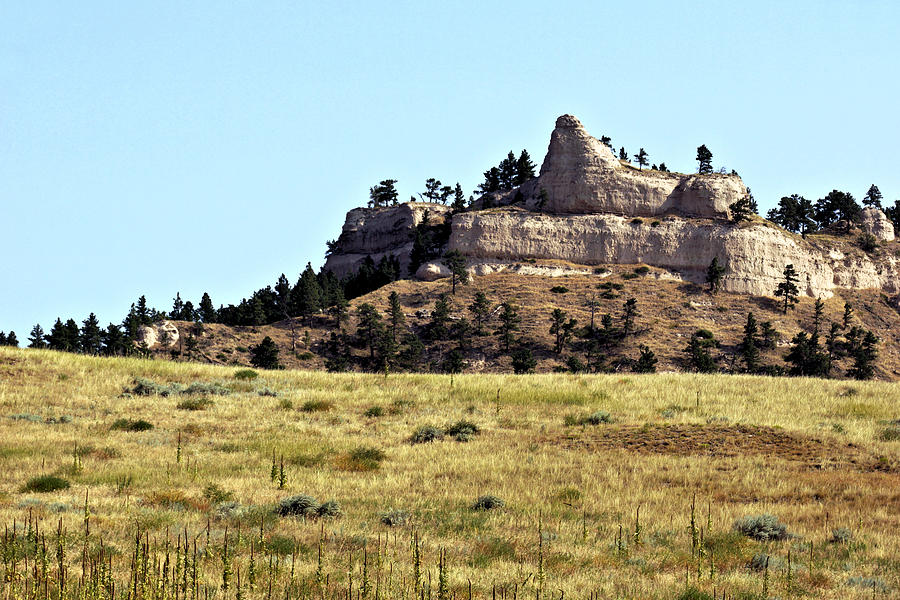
324,203,451,279
325,114,899,299
137,321,180,349
518,115,747,219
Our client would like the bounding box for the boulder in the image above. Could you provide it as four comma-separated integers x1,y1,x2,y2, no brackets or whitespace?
859,207,895,242
137,321,180,349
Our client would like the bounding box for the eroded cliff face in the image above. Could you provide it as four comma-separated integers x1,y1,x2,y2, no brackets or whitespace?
518,115,747,218
447,210,900,298
323,203,451,279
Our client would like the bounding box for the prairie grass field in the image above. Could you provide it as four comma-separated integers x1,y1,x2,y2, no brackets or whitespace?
1,347,899,599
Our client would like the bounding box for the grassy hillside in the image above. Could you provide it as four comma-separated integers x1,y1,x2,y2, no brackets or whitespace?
158,264,900,379
1,347,898,599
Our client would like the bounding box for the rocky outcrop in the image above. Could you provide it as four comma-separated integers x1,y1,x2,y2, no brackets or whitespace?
448,210,900,298
137,321,180,349
324,203,451,279
860,207,895,242
518,115,747,219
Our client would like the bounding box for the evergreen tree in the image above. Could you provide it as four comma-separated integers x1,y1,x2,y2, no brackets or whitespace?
450,318,474,352
683,329,718,372
498,152,517,189
28,324,46,349
496,302,521,352
250,336,281,369
291,263,323,325
355,303,384,359
171,293,184,320
633,148,648,170
368,179,399,207
6,331,17,347
331,289,350,329
622,298,637,337
510,347,537,374
0,332,6,346
658,162,668,172
443,349,465,374
884,200,900,231
825,322,843,364
847,327,878,380
198,293,217,323
441,250,469,294
136,296,152,325
46,318,68,351
783,332,830,377
469,291,492,335
428,294,452,340
814,190,861,230
387,291,405,342
450,183,466,213
842,302,853,329
812,298,824,335
64,319,81,352
80,313,102,355
633,345,657,373
549,308,577,354
774,264,800,313
696,145,713,174
618,147,628,160
863,184,883,208
745,188,759,213
600,135,613,151
760,321,779,349
740,312,761,373
706,257,726,294
101,323,127,356
476,167,501,196
514,150,536,185
729,194,755,223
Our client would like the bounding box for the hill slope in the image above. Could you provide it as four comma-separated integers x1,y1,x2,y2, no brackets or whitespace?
0,348,898,598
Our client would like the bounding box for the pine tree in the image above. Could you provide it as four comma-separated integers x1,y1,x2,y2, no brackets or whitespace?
451,183,466,213
549,309,576,354
658,162,668,172
355,303,384,359
600,135,613,151
760,321,779,349
729,194,755,223
499,152,517,189
622,298,638,337
706,257,726,294
683,330,718,372
468,292,492,335
28,324,46,349
198,293,217,323
368,179,399,207
633,148,648,170
171,293,185,320
420,178,443,203
847,328,878,380
514,150,536,185
863,184,883,208
441,250,469,294
812,298,824,336
250,336,281,369
496,302,521,352
784,332,830,377
387,291,405,342
696,145,713,174
428,294,452,340
774,264,800,313
46,318,68,351
842,302,853,329
0,332,6,346
331,289,349,330
291,263,323,325
740,312,761,373
101,324,127,356
510,347,537,374
64,319,81,353
634,345,657,373
136,296,151,325
618,147,628,161
80,313,102,355
2,332,17,347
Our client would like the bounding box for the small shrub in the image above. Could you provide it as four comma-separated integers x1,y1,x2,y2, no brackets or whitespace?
278,398,293,410
364,405,384,418
650,220,661,227
340,446,386,471
315,500,342,518
183,382,230,396
446,420,480,442
830,527,853,544
582,410,612,425
257,387,278,397
859,233,878,253
634,265,650,275
111,418,154,432
203,483,233,504
593,267,609,274
410,425,444,444
236,346,249,353
22,475,70,493
380,509,410,527
214,501,245,520
297,352,315,360
630,218,643,225
622,272,639,280
234,369,258,380
130,378,181,396
880,425,900,441
176,397,214,411
748,553,783,571
276,494,319,518
301,399,333,413
675,588,713,600
734,514,788,541
471,495,504,511
549,285,569,294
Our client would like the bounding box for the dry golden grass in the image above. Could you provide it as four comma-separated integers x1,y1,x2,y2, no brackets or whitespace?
1,347,899,599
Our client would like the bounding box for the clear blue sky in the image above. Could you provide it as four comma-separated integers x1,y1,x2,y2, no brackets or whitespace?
2,1,899,339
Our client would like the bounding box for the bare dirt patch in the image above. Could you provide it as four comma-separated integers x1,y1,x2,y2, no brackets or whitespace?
552,424,888,470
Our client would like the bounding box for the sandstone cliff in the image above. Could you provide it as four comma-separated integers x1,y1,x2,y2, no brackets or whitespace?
324,202,451,279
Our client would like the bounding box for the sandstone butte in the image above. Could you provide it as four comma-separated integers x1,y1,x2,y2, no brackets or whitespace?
324,115,898,299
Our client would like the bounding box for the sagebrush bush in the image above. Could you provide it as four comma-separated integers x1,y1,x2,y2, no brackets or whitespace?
583,410,612,425
111,418,154,432
183,382,230,396
203,483,233,504
214,501,244,520
748,553,783,571
364,405,384,418
471,495,504,511
275,495,341,518
130,378,181,397
410,425,444,444
830,527,853,544
734,514,788,541
879,425,900,441
380,509,410,527
177,397,214,411
257,387,278,397
316,500,342,518
301,399,333,413
445,419,480,441
21,475,70,493
340,446,385,471
233,369,258,380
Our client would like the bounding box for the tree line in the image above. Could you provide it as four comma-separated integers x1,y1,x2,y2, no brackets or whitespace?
766,185,898,236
